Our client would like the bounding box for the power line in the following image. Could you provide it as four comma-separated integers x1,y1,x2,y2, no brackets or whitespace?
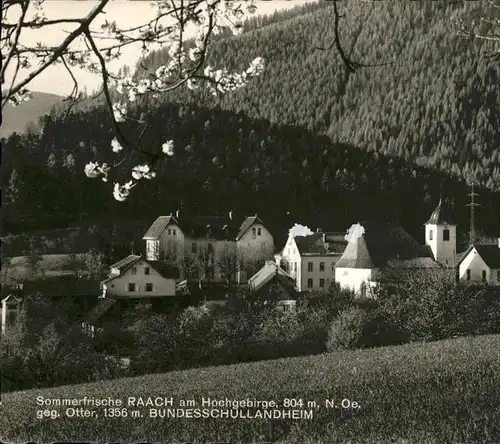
466,181,480,245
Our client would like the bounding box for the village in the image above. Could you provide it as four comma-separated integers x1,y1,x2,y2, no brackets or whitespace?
2,198,499,338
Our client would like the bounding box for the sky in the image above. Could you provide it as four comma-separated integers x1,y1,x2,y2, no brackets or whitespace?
6,0,316,96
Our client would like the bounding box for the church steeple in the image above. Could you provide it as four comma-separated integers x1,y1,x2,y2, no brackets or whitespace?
424,198,457,266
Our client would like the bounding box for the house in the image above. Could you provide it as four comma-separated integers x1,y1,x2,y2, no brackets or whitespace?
457,239,500,286
101,255,179,300
175,280,233,306
279,230,347,292
424,198,457,266
335,221,441,296
81,298,119,338
248,260,299,311
1,293,23,335
142,211,274,283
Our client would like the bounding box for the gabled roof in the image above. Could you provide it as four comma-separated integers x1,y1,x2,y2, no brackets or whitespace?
110,254,141,270
82,298,117,326
248,260,294,292
335,221,433,269
102,256,179,284
142,216,177,239
294,232,346,256
1,293,22,304
373,257,444,283
142,214,265,241
458,244,500,269
425,198,455,225
236,216,263,240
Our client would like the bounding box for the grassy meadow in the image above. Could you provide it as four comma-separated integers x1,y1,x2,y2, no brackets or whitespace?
1,334,500,443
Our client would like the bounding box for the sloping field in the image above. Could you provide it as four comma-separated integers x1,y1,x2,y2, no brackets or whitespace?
1,334,500,443
1,254,87,284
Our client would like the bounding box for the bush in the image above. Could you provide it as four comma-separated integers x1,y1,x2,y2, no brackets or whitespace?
327,307,368,351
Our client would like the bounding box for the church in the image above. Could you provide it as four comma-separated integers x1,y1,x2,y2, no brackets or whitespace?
334,199,462,296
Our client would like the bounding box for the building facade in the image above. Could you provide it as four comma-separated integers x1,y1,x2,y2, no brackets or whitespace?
280,231,346,292
142,212,274,283
424,199,457,266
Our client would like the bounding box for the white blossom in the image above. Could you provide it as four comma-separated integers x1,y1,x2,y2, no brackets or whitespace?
162,140,174,156
84,162,110,182
113,181,135,201
112,102,128,122
111,137,123,153
131,164,156,180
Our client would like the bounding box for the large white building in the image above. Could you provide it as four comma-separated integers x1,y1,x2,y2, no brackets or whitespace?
279,231,346,292
142,211,274,283
335,220,441,296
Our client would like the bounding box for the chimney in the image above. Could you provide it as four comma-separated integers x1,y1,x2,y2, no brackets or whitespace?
229,210,233,220
316,228,322,233
498,237,500,248
176,209,180,218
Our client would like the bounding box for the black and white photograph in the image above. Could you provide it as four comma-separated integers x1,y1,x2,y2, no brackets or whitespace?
1,0,500,442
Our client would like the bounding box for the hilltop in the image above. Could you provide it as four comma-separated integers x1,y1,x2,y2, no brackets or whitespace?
0,92,63,138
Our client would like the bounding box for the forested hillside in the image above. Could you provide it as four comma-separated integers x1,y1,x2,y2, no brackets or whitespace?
137,1,500,190
2,1,500,250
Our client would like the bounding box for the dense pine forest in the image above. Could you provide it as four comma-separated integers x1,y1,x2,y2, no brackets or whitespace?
2,1,500,252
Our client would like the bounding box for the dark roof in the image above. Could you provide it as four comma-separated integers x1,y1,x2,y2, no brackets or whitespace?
16,278,102,297
425,199,455,225
142,216,176,239
145,260,180,279
103,256,179,283
176,280,232,301
335,221,434,269
294,232,347,256
373,258,444,283
82,298,117,326
110,254,141,270
142,214,264,241
458,245,500,269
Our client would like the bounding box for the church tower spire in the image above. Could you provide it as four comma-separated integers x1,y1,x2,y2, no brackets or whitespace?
424,197,457,266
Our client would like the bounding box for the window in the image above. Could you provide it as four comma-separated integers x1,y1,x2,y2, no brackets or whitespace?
319,262,325,272
168,229,172,235
466,269,471,281
283,304,290,312
252,227,256,239
261,242,266,251
497,271,500,282
294,262,297,272
192,242,197,253
145,267,150,275
429,230,433,241
173,229,177,235
319,278,325,288
308,262,313,272
128,283,136,292
307,278,313,288
443,229,450,241
131,267,137,275
145,283,153,292
257,228,262,236
482,270,487,281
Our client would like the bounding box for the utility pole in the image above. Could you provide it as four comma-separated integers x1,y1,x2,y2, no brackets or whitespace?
466,182,480,246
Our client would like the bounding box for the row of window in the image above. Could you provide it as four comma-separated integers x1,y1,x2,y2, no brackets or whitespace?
428,229,450,241
288,262,334,274
251,227,262,239
465,270,500,282
128,283,154,292
307,278,326,288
